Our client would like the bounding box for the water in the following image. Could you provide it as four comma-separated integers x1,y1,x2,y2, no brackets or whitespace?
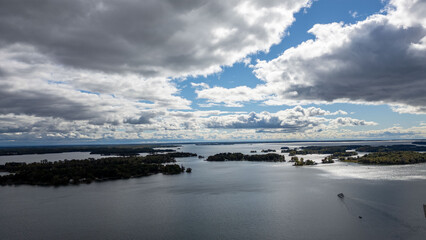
0,152,107,164
0,152,151,164
1,141,425,239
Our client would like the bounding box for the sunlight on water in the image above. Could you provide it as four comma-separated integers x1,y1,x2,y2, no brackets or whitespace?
316,161,426,181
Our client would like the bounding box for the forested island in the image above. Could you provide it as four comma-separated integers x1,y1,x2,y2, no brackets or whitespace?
281,145,426,166
281,144,426,156
343,151,426,165
0,153,196,186
289,156,316,166
206,153,285,162
0,144,180,156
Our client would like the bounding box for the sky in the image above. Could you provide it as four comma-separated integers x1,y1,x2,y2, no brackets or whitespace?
0,0,425,145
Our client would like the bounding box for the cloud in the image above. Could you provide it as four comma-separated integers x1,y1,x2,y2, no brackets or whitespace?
349,10,358,18
195,85,267,107
0,0,424,143
124,111,165,125
203,106,360,133
191,82,210,89
0,0,316,143
0,0,311,77
196,0,426,114
329,117,377,127
0,44,191,127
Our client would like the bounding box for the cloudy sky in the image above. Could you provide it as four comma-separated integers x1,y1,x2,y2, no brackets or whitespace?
0,0,425,145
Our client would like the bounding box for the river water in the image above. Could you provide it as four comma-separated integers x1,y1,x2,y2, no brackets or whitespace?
0,141,425,239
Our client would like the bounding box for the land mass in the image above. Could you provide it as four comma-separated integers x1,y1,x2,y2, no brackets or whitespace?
0,152,197,186
206,149,426,166
206,153,285,162
343,151,426,165
281,144,426,156
0,144,180,156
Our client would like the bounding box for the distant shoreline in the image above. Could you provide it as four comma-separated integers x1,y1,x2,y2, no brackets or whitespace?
1,139,425,148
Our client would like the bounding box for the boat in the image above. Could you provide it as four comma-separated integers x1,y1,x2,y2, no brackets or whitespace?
337,193,344,198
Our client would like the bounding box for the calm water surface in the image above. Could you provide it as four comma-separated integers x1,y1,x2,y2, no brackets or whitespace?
1,141,425,239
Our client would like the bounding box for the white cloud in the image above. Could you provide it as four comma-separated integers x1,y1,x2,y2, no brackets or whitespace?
0,44,191,131
195,85,267,107
349,10,358,18
195,0,426,114
191,82,210,89
329,117,377,127
203,106,367,133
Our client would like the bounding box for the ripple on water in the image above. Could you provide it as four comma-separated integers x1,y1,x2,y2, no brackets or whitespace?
316,161,426,181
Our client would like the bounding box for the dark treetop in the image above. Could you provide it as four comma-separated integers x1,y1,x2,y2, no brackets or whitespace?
281,144,426,156
0,153,197,186
206,153,285,162
343,151,426,165
0,144,180,156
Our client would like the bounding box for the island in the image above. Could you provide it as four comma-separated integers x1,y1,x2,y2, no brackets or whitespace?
206,153,285,162
288,156,316,166
321,156,335,164
282,144,426,156
0,152,196,186
261,149,276,153
164,152,197,158
0,144,181,156
343,151,426,165
294,159,316,166
282,144,426,166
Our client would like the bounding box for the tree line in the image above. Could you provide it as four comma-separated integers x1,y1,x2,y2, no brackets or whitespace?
0,154,195,186
344,151,426,165
206,153,285,162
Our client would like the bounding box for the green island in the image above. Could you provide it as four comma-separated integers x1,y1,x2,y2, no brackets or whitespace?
343,151,426,165
206,153,285,162
282,144,426,156
205,149,426,166
0,144,180,156
0,152,197,186
289,156,316,166
321,156,335,164
163,152,197,158
279,144,426,166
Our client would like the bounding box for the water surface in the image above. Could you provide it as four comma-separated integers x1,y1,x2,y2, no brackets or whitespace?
1,141,425,240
